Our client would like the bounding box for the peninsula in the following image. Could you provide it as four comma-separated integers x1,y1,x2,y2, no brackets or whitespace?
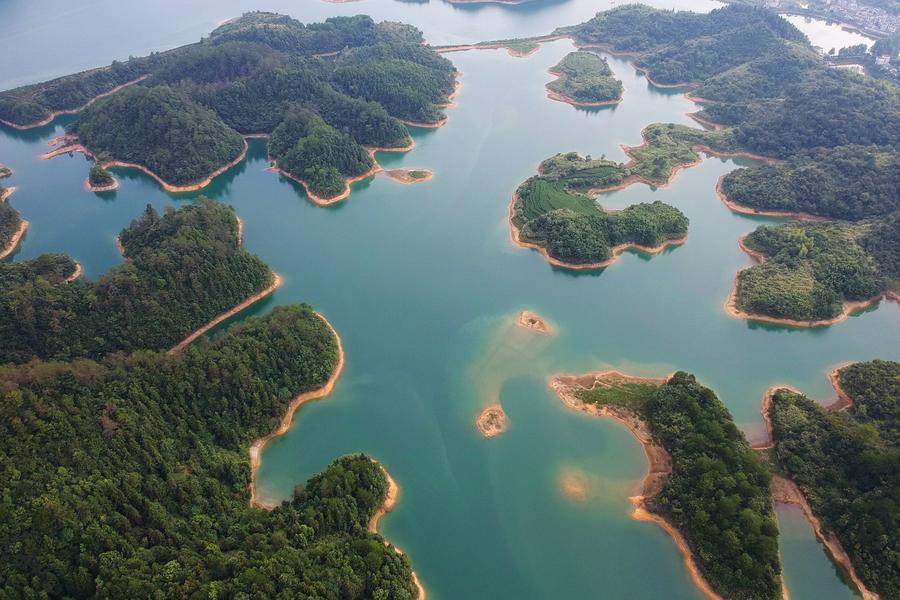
0,304,421,599
765,360,900,599
0,186,27,260
0,200,273,362
546,51,623,106
551,370,782,600
727,217,900,326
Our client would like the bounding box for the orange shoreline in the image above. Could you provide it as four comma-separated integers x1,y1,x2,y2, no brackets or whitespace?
757,380,881,600
508,191,687,270
724,235,897,328
168,272,283,355
84,176,119,193
42,137,249,193
0,75,149,130
381,169,434,185
770,476,879,600
550,371,724,600
0,187,29,260
475,404,508,438
433,36,563,57
516,310,554,334
248,309,344,509
545,84,622,107
270,139,415,206
366,467,428,600
65,261,83,283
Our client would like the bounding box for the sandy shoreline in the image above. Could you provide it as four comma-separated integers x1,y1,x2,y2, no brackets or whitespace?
546,88,622,107
433,35,563,57
0,187,28,260
756,374,882,600
516,310,554,334
509,191,687,270
724,235,896,328
168,272,283,354
248,309,344,508
0,75,149,130
84,176,119,193
550,371,723,600
769,476,879,600
43,137,249,193
65,261,83,283
476,404,508,438
367,467,428,600
271,138,417,205
381,169,433,185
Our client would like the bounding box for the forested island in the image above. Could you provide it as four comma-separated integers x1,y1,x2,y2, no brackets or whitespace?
0,304,419,598
729,217,899,324
510,144,690,268
553,371,781,600
769,360,900,599
3,13,457,200
546,51,623,106
0,200,274,362
86,163,117,192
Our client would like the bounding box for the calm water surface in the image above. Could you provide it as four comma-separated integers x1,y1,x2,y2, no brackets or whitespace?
2,2,897,599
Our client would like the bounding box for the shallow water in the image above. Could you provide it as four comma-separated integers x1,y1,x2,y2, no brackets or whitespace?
2,3,897,599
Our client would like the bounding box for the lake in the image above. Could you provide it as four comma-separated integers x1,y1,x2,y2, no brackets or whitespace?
2,1,896,598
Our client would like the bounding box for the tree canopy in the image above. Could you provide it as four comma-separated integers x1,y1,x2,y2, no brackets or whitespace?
0,200,272,363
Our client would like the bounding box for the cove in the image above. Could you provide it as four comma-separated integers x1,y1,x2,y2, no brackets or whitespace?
2,7,899,600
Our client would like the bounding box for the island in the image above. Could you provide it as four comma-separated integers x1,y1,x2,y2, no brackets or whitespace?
766,360,900,600
382,168,434,184
510,149,689,269
0,200,274,362
551,370,782,600
727,216,899,326
0,186,27,260
0,164,10,178
4,13,458,202
0,304,421,599
85,163,118,192
516,310,553,334
546,51,623,106
476,404,509,438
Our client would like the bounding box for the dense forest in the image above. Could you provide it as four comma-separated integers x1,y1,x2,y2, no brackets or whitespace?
75,85,245,187
0,305,419,599
547,51,623,104
771,363,900,598
0,194,22,253
735,220,897,321
578,372,781,600
0,200,272,363
0,59,148,125
512,163,688,265
268,108,374,198
721,145,900,220
0,13,456,198
510,123,724,267
88,163,115,188
560,4,900,215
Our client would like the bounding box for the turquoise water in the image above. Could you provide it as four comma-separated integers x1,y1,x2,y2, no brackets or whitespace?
3,4,897,599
